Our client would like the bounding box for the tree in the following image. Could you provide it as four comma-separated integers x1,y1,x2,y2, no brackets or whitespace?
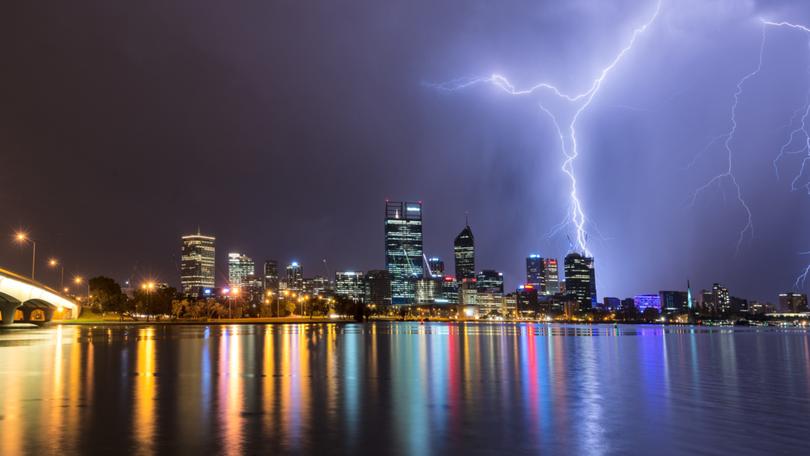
133,286,177,320
88,276,127,314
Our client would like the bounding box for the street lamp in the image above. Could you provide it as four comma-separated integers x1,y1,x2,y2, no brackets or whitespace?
74,276,90,298
14,231,36,280
49,258,65,290
141,282,156,320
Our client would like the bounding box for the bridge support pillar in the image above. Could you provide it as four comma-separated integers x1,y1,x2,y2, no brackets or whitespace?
0,301,20,325
42,308,55,322
20,307,33,322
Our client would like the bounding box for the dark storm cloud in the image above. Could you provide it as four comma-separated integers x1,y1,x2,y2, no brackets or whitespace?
2,0,809,301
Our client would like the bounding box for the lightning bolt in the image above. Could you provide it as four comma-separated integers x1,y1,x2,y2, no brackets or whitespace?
689,25,768,255
429,0,662,257
760,19,810,292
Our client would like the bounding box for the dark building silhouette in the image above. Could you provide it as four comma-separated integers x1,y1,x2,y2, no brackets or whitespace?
454,222,475,282
477,270,504,294
564,252,596,310
365,269,392,306
659,290,689,314
263,260,279,293
384,201,424,304
427,257,444,277
778,292,808,312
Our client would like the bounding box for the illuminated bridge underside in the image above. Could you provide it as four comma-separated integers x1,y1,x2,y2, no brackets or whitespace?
0,268,79,325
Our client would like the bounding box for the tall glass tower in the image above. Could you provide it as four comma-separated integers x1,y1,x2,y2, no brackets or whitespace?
180,231,216,294
454,223,475,282
564,252,596,309
526,254,543,288
227,252,255,288
542,258,561,295
385,201,423,304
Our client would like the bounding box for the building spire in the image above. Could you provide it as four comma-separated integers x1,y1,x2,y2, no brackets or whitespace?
465,211,469,227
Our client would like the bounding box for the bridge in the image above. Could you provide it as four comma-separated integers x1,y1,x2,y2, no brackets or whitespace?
0,267,79,325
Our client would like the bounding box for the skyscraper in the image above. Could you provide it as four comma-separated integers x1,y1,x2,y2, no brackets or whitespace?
385,201,423,304
286,261,304,292
263,260,279,292
454,223,475,282
712,283,730,313
526,254,544,289
564,253,596,310
227,253,254,287
180,231,216,294
542,258,561,295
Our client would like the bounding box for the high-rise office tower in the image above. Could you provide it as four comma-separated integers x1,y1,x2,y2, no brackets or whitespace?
526,254,544,289
454,222,475,282
385,201,424,304
180,231,216,294
543,258,560,295
227,252,254,288
286,261,304,292
564,253,596,310
712,283,730,313
263,260,279,292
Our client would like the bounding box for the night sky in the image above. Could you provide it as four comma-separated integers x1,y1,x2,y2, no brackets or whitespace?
3,0,810,302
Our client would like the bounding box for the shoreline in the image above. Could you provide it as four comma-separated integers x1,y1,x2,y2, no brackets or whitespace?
9,318,799,328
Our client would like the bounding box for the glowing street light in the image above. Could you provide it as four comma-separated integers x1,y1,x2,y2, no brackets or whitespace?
49,258,65,289
13,231,36,280
74,276,90,297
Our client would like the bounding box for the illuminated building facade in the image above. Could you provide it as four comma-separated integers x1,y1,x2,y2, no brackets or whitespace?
336,271,365,301
564,253,596,309
542,258,561,295
385,201,424,304
634,294,661,312
286,261,304,292
180,232,215,294
526,254,543,289
227,252,254,288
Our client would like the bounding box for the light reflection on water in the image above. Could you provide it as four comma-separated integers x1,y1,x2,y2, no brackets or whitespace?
0,323,808,455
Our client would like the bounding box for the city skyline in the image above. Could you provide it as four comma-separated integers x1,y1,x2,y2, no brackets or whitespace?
167,200,787,306
4,1,810,304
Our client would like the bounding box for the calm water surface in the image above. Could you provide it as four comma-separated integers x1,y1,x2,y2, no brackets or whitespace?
0,323,808,455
